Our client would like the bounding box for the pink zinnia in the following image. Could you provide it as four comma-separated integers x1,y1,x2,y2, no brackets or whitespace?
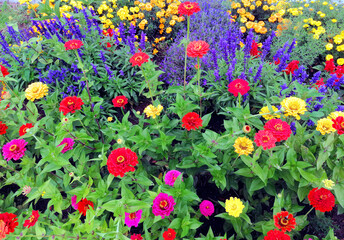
2,139,28,161
199,200,214,217
57,138,75,153
152,193,176,219
254,130,277,150
71,195,79,210
125,209,142,228
164,170,183,187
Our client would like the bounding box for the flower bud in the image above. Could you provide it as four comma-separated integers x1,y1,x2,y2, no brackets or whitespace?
243,125,251,133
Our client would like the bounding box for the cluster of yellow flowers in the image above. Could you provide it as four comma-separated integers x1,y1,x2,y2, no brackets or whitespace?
303,18,325,40
326,31,344,63
230,0,286,35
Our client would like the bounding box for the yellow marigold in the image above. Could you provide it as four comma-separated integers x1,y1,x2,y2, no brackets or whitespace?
259,27,267,34
325,43,333,51
233,137,254,156
334,35,342,44
25,82,49,101
262,5,269,11
225,197,245,217
237,8,246,15
326,54,333,61
240,26,247,33
281,97,307,120
240,17,247,23
322,179,335,190
169,19,176,26
166,27,172,33
259,106,280,120
153,49,159,55
256,0,262,7
337,58,344,66
250,5,255,10
107,117,113,122
269,15,277,23
316,118,335,135
323,1,328,5
327,111,344,120
145,3,153,11
144,104,163,119
332,19,337,23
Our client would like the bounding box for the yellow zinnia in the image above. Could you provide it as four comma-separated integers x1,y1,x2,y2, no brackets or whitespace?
327,111,344,120
233,137,254,156
325,43,333,50
280,97,307,120
25,82,49,101
144,104,163,119
259,106,280,120
326,55,333,61
225,197,245,217
337,58,344,66
316,118,336,135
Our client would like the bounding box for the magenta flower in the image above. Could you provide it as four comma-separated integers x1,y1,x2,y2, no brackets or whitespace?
2,139,28,161
152,193,176,219
57,138,75,153
71,195,78,210
164,170,183,187
124,209,142,228
199,200,214,217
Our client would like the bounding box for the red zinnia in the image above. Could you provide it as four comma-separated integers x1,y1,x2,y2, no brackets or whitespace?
107,147,139,177
313,78,325,90
0,121,8,135
106,42,112,48
112,96,128,109
308,188,335,212
131,234,143,240
23,210,40,228
324,59,336,74
284,60,299,75
336,65,344,78
332,116,344,135
19,123,34,136
178,1,200,16
0,212,18,234
59,96,84,116
250,40,261,57
77,198,94,216
228,79,250,97
254,130,277,150
264,119,291,142
264,229,290,240
181,112,203,131
64,39,84,51
163,228,176,240
273,211,296,232
103,28,114,37
129,49,149,67
0,65,9,77
186,40,209,58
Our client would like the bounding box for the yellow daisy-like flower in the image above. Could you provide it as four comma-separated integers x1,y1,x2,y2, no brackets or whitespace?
325,43,333,51
280,97,307,120
107,117,113,122
316,118,336,135
326,55,333,61
327,111,344,120
144,104,163,119
337,58,344,66
25,82,49,101
225,197,245,217
322,179,335,189
233,137,254,156
259,106,280,120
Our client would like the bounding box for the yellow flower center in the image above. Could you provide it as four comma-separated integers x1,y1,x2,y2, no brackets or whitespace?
117,155,125,163
135,56,143,61
289,103,299,110
32,87,39,93
29,215,35,222
67,101,74,105
194,43,202,50
9,144,18,152
320,194,328,200
279,217,289,226
117,99,124,104
185,4,194,9
274,124,283,131
341,122,344,128
230,204,237,210
235,83,242,89
262,136,270,143
129,212,136,219
159,200,168,209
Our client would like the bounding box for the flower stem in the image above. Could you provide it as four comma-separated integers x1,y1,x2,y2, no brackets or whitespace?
141,66,155,104
197,57,202,117
183,16,191,99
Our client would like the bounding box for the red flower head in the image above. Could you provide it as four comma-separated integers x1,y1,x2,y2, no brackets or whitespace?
250,40,261,57
23,210,40,228
332,116,344,135
103,28,114,37
112,96,128,109
284,60,299,75
274,58,281,65
0,65,9,77
59,96,84,116
77,198,94,216
0,212,18,234
131,234,143,240
264,119,291,142
324,59,336,74
228,79,250,97
130,49,149,67
254,130,277,150
106,42,112,48
0,121,8,135
178,2,201,16
64,39,84,51
19,123,34,136
264,229,290,240
308,187,335,212
182,112,203,131
273,211,296,232
186,40,209,58
313,78,325,90
336,65,344,78
107,147,139,177
163,228,176,240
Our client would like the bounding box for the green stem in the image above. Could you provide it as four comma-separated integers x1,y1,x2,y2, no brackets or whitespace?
183,16,191,99
232,156,240,167
141,66,155,104
238,93,241,108
197,57,202,117
121,107,125,116
78,119,94,138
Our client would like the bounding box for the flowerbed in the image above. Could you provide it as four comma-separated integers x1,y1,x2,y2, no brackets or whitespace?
0,0,344,240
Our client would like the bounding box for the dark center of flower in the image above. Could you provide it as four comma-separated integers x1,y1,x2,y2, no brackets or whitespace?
159,200,168,209
206,206,209,209
279,217,289,226
117,99,124,104
262,136,270,143
274,123,283,131
9,144,19,152
117,156,125,163
245,126,250,131
135,56,143,61
129,212,136,219
185,4,194,9
235,83,242,89
168,233,172,237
